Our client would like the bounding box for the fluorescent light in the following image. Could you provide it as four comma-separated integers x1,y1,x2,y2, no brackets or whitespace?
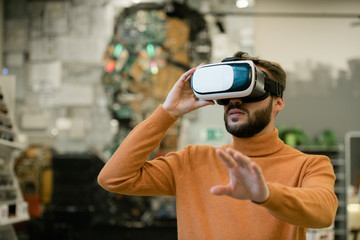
236,0,249,8
348,204,360,212
56,118,72,130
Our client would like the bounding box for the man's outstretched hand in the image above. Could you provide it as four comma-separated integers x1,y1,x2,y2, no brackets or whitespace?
211,148,270,203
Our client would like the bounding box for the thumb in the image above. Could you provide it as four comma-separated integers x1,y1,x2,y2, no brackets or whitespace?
210,185,230,196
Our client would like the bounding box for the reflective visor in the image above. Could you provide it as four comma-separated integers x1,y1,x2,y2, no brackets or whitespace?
228,63,252,91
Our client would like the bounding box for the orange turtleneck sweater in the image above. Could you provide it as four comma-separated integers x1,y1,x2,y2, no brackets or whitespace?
98,105,338,240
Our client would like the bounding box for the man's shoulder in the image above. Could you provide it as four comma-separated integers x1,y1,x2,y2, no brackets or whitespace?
282,144,331,162
183,144,218,152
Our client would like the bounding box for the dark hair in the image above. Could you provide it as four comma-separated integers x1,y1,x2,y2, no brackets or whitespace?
233,51,286,92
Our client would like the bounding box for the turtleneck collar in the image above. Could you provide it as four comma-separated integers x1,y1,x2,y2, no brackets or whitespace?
230,128,285,157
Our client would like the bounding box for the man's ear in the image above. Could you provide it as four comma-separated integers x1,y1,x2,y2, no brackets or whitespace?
273,97,285,114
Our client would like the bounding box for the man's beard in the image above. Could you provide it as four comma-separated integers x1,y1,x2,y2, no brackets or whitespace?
224,98,273,138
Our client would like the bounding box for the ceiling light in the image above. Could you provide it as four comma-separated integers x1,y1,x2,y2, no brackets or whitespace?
236,0,249,8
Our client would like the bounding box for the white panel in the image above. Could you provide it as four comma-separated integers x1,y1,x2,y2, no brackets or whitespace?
20,111,50,130
57,83,94,106
192,65,234,92
0,75,16,120
28,61,62,91
4,20,28,51
43,2,69,34
30,38,58,61
4,52,24,67
57,37,106,63
69,118,86,139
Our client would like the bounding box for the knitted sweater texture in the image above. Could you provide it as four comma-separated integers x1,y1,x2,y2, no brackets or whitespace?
98,105,338,240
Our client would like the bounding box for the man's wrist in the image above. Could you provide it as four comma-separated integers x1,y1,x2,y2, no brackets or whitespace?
252,198,268,204
252,185,270,204
161,104,180,118
160,104,179,119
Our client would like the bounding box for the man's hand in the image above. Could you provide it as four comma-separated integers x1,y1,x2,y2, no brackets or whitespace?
162,67,214,118
211,148,270,203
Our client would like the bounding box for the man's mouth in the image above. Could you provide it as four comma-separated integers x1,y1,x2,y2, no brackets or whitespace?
228,109,245,117
227,106,248,118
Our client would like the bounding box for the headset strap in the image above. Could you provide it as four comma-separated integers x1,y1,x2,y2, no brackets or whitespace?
264,77,283,98
221,57,248,62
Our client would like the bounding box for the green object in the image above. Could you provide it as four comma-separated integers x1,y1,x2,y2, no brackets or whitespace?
278,125,308,147
114,106,132,119
285,133,297,147
114,44,123,57
207,128,225,141
146,43,155,57
317,129,337,147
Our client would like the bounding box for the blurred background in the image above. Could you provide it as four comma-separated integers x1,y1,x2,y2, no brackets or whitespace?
0,0,359,239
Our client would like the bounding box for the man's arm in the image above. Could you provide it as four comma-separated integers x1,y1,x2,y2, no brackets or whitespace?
97,105,179,195
97,68,214,195
261,155,338,228
211,147,338,228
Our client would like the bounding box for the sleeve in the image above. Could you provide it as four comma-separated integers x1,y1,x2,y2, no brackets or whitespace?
259,155,338,228
97,105,184,196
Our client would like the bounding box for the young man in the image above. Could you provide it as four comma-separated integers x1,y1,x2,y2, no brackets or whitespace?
98,51,338,240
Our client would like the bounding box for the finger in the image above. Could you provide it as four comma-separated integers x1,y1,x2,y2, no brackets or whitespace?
194,99,215,109
180,68,196,82
251,161,263,178
216,148,237,168
226,148,253,173
210,185,231,196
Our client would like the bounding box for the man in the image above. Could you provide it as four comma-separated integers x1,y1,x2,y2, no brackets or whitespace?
98,51,338,240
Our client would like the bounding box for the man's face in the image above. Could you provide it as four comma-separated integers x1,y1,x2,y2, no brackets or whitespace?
223,96,273,138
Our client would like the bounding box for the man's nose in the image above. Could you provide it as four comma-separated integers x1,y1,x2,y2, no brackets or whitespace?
229,98,243,105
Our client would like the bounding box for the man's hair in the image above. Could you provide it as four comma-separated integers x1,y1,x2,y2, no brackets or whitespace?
233,51,286,93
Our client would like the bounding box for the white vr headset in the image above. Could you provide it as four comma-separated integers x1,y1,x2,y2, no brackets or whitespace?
191,57,283,105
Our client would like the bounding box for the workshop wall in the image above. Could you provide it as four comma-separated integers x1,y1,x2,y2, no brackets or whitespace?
255,0,360,144
3,0,115,153
2,0,360,150
188,0,360,146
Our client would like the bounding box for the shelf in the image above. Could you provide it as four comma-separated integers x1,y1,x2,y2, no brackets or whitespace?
0,76,31,230
335,172,345,180
338,200,347,208
331,159,345,166
0,225,17,239
0,139,25,150
0,186,16,191
299,147,348,240
334,228,347,235
296,145,344,153
334,187,346,194
335,214,347,221
0,201,29,226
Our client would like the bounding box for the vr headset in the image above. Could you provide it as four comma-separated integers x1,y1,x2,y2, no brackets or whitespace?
191,57,283,105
